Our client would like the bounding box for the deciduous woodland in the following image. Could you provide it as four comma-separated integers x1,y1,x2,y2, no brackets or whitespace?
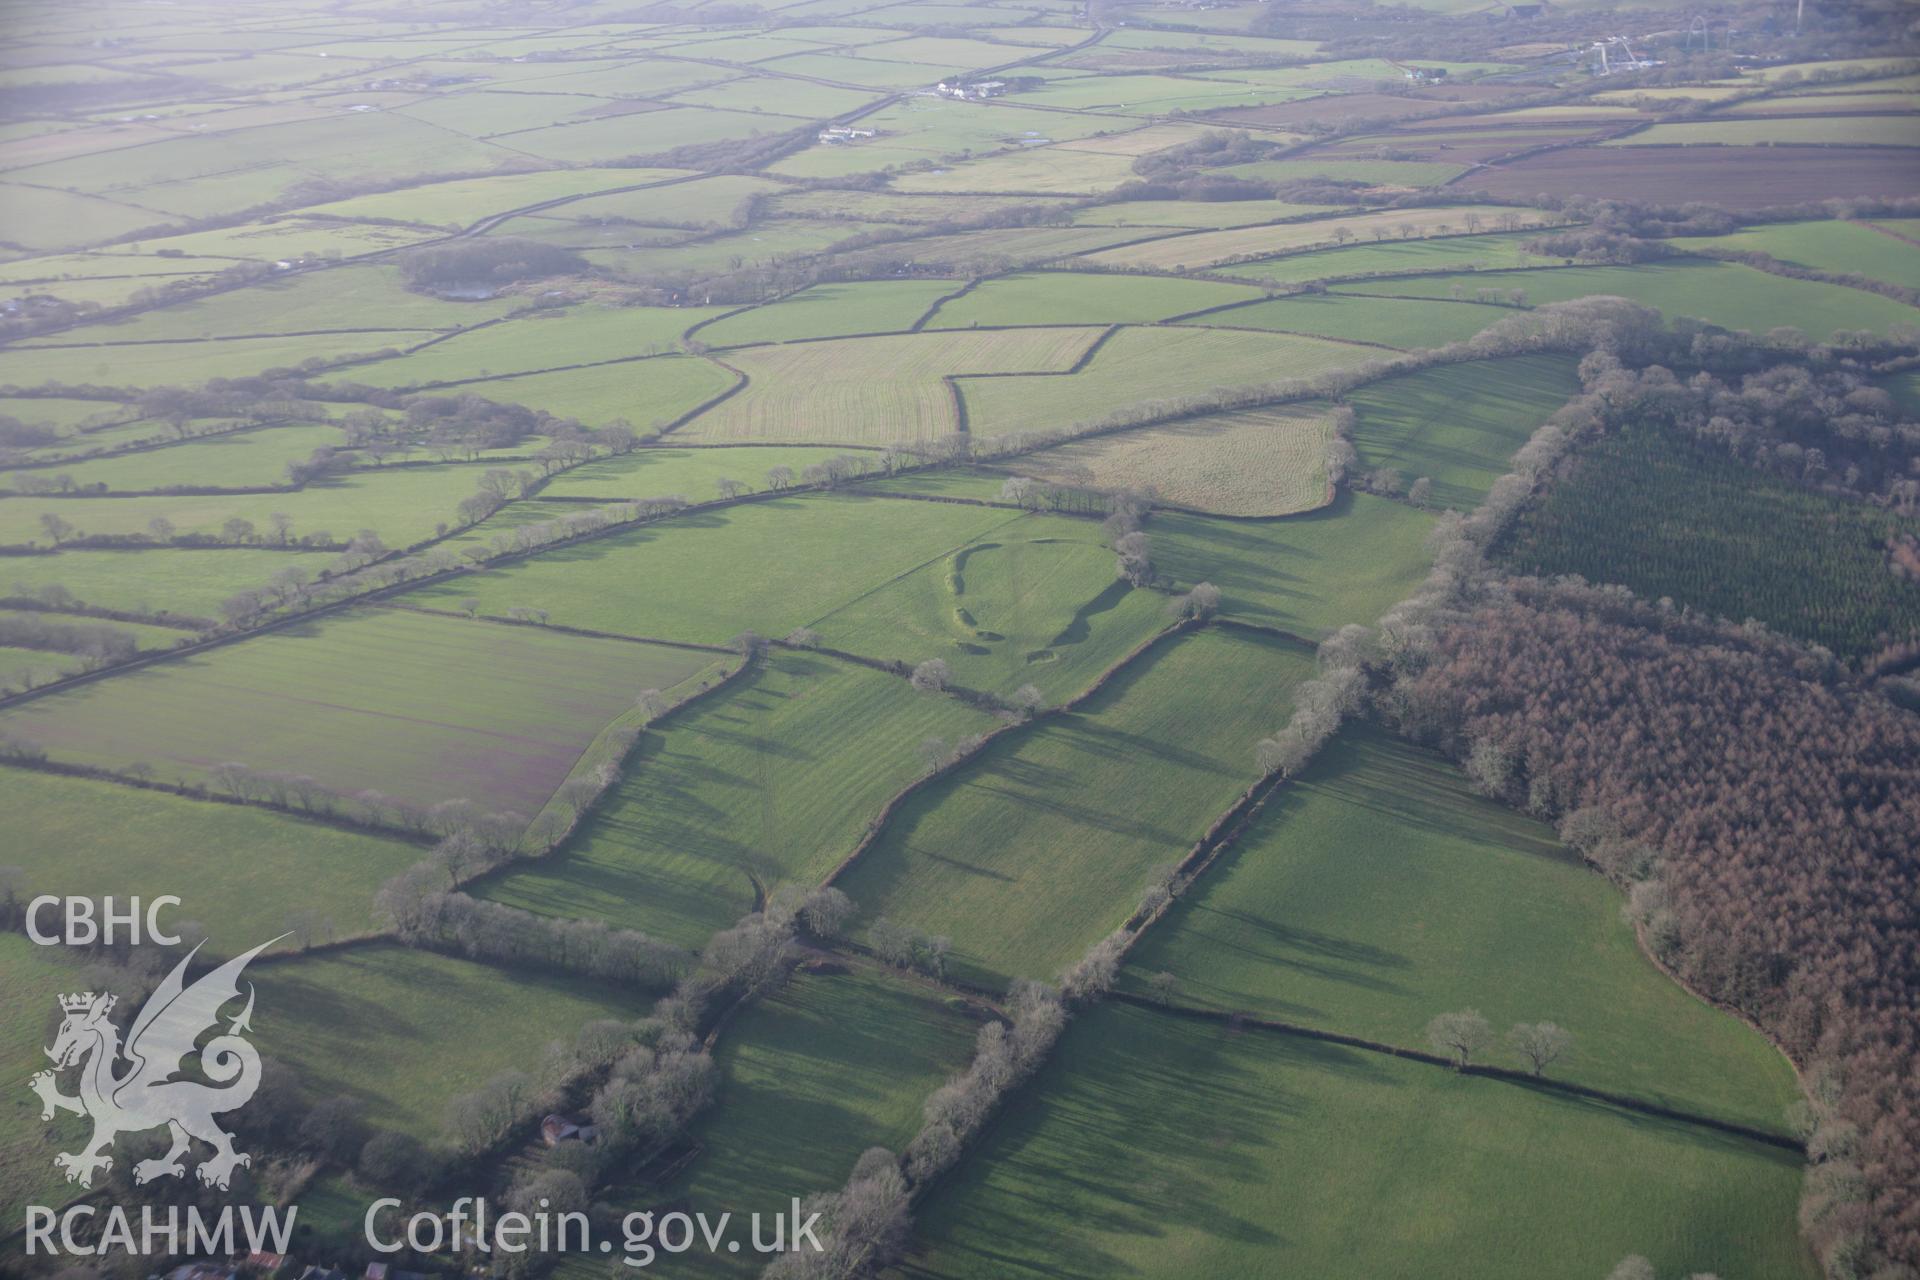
1,0,1918,1277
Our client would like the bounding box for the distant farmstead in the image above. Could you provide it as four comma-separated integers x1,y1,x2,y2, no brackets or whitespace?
935,80,1006,99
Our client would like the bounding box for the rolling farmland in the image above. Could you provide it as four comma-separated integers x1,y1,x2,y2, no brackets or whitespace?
482,649,997,948
675,328,1102,445
0,0,1907,1275
839,627,1316,989
903,1003,1809,1280
0,607,720,812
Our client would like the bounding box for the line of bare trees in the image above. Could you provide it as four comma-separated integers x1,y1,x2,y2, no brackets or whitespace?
377,884,690,989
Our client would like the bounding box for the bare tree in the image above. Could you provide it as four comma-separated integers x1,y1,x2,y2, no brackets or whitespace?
1113,530,1152,587
1147,971,1179,1005
798,887,854,940
1426,1010,1492,1069
910,658,950,693
869,917,921,969
38,513,75,546
1407,477,1434,508
636,688,669,719
1010,683,1045,717
1507,1022,1572,1077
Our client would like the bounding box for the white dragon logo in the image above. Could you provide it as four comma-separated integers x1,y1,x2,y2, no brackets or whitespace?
28,937,281,1191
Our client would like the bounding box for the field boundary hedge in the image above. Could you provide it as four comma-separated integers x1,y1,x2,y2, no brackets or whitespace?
816,615,1202,893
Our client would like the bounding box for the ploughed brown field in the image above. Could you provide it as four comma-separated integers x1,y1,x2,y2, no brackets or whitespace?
1318,128,1621,166
1456,145,1920,206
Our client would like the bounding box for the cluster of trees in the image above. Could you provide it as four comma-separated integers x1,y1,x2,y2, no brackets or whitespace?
1423,1010,1573,1077
398,238,589,294
0,414,66,451
869,916,953,978
997,472,1110,515
764,1148,912,1280
397,392,565,457
903,980,1067,1185
1167,580,1221,622
1566,350,1920,509
564,1018,715,1185
0,611,139,670
1388,580,1920,1275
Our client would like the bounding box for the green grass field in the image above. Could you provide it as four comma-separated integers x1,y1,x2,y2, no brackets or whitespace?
902,1002,1814,1280
840,626,1316,989
1212,231,1564,285
810,516,1171,701
0,15,1867,1275
12,423,346,491
0,646,86,688
891,147,1144,196
33,267,519,343
1196,294,1512,349
343,305,726,388
1123,725,1800,1131
408,492,1024,646
1009,404,1336,517
482,649,996,948
574,964,980,1278
1499,424,1920,659
676,328,1102,446
1153,494,1437,639
0,332,404,389
0,763,415,953
261,945,656,1143
926,273,1265,328
0,607,718,813
1342,354,1580,509
439,355,739,429
0,462,519,549
697,281,959,346
1339,259,1920,340
0,548,342,622
1671,218,1920,290
960,326,1376,439
0,396,131,433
